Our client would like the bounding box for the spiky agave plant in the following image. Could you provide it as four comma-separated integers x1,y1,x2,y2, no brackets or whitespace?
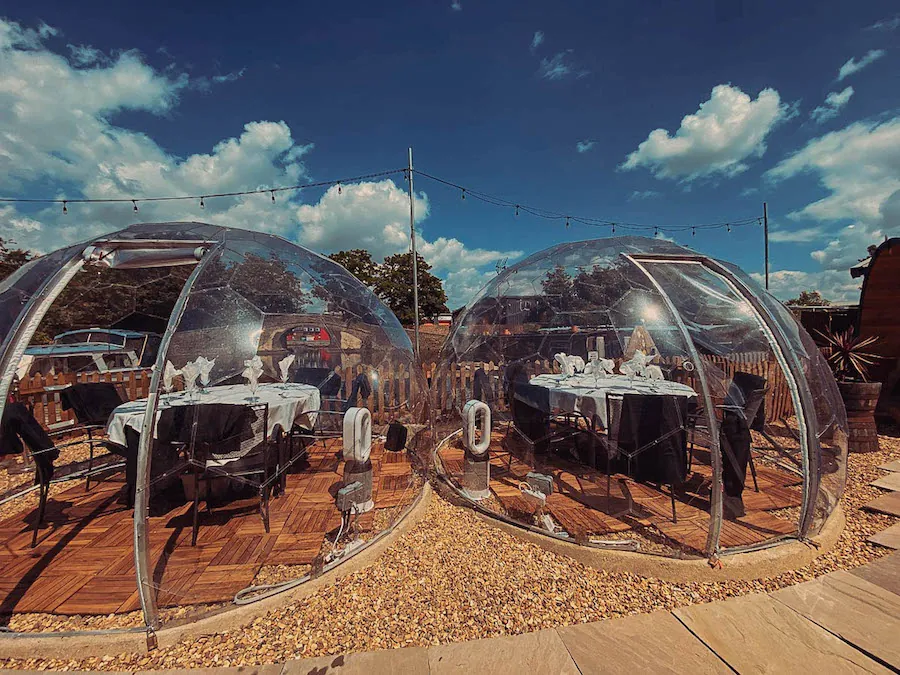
816,327,881,382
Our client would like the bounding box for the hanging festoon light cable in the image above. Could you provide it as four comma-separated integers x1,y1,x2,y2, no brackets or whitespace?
0,169,404,213
412,169,761,236
1,164,760,238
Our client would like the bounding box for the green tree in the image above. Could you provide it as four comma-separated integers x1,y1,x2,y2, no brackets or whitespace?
329,249,379,287
785,290,830,307
0,238,31,282
375,252,448,325
541,265,575,311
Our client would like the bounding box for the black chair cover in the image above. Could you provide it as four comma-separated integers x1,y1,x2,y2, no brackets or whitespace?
60,383,124,425
0,403,59,481
720,371,768,497
615,394,688,485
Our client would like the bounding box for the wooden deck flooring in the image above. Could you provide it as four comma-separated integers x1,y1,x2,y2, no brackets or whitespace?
439,432,800,553
0,441,415,616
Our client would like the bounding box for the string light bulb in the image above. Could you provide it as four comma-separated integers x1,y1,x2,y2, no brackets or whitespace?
461,188,466,201
654,226,659,237
726,223,731,233
62,201,67,215
132,200,138,213
337,182,342,195
692,227,696,236
271,191,276,202
199,197,205,209
565,216,570,228
515,204,519,216
611,222,616,234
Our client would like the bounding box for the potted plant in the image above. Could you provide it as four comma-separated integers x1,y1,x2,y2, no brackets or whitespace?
817,327,882,453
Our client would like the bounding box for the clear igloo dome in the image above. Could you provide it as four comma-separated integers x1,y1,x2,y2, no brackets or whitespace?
433,236,846,560
0,223,428,633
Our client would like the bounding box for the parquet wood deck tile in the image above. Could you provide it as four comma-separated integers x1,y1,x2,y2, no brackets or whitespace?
266,533,326,565
55,575,138,615
439,439,799,554
0,573,93,614
0,440,415,615
185,564,259,605
208,534,277,567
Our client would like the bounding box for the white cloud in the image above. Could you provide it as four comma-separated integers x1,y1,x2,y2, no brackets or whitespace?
750,268,863,304
621,84,789,181
451,0,462,11
837,49,886,81
537,50,588,80
761,115,900,303
531,31,544,50
810,86,854,124
867,15,900,31
766,118,900,223
0,18,512,309
768,226,824,243
444,268,496,308
576,140,595,153
628,190,661,201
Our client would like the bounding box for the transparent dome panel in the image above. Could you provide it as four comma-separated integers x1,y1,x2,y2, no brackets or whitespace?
0,222,430,634
434,237,829,559
145,233,428,626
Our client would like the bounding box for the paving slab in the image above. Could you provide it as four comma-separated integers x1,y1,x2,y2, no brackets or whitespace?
850,552,900,596
868,522,900,549
870,472,900,491
772,571,900,669
675,592,890,673
861,491,900,517
557,611,729,674
282,647,428,674
878,459,900,472
428,629,578,674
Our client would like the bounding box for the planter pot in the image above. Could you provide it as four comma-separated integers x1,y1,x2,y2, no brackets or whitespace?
838,381,882,453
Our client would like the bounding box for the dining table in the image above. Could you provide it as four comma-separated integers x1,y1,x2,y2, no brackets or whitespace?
105,382,322,447
523,372,697,429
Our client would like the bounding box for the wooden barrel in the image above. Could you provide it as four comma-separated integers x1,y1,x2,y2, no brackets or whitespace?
838,381,882,453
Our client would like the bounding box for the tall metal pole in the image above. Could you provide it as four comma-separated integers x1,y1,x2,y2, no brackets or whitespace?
408,147,420,359
763,201,769,290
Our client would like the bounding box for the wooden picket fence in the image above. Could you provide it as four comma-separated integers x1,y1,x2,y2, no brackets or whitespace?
16,369,154,432
13,350,795,433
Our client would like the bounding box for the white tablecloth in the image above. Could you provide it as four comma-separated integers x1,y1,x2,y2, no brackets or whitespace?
105,383,321,447
527,373,697,427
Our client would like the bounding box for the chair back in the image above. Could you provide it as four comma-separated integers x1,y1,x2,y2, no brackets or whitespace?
616,394,688,483
60,383,125,425
726,371,767,431
157,403,260,462
293,367,342,396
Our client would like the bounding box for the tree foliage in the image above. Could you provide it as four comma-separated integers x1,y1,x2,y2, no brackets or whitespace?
375,252,448,325
329,249,448,325
785,290,830,307
328,249,379,287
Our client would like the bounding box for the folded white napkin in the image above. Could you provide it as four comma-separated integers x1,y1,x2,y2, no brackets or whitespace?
195,356,216,388
278,354,295,383
181,360,201,392
163,361,181,393
243,355,264,391
554,353,575,377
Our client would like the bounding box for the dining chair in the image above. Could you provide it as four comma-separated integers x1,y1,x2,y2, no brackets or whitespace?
1,402,60,547
606,393,689,523
162,402,274,545
58,382,125,491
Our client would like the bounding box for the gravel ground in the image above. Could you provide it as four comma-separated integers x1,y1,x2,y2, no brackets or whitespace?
1,431,898,671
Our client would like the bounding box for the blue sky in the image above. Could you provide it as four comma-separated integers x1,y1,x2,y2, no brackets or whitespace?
1,1,898,307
